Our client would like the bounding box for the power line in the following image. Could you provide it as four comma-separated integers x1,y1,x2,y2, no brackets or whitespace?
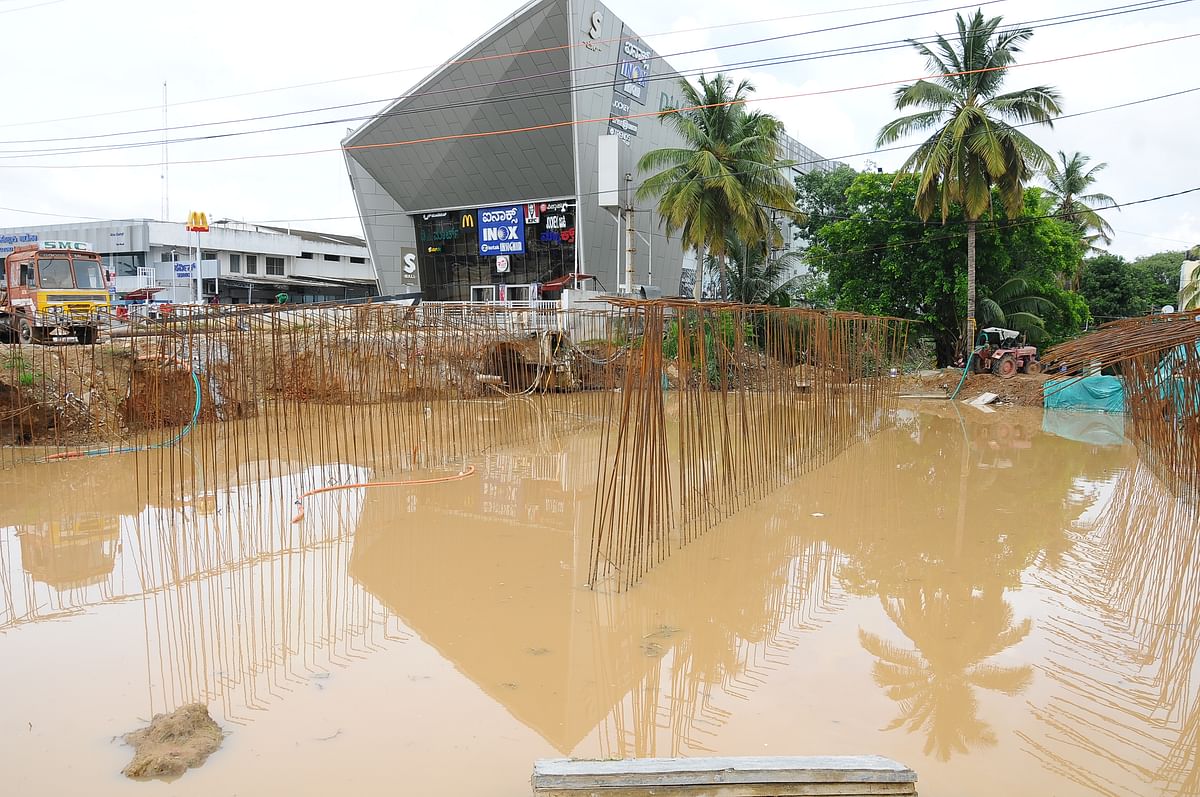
0,0,969,132
2,29,1195,171
0,0,1012,150
1,84,1193,236
0,0,1181,156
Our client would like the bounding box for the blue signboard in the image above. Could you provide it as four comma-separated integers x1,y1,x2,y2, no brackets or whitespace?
174,261,195,278
477,205,525,256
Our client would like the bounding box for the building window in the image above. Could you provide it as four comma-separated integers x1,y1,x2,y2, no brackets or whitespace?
106,252,147,277
202,250,218,260
299,251,314,260
246,255,257,275
266,256,285,276
349,256,366,264
160,252,174,263
323,254,340,262
230,254,241,273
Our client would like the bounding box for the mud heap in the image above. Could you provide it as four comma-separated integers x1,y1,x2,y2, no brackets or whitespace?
122,703,223,780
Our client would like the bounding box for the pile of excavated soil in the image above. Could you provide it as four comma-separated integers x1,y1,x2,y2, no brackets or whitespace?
122,703,223,780
898,368,1049,407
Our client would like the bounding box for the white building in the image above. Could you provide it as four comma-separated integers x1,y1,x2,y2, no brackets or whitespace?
0,219,379,305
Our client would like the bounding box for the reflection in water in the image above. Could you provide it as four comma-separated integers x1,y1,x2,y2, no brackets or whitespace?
822,408,1127,762
1025,459,1200,796
6,405,1200,795
860,588,1032,760
0,459,408,726
348,434,848,756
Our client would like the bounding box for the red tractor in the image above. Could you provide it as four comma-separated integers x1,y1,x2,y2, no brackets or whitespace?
973,327,1042,378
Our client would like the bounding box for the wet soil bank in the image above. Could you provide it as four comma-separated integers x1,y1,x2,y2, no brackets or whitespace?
122,704,223,780
898,368,1049,406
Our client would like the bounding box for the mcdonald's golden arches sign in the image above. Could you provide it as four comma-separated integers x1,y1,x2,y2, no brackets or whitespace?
186,211,209,232
460,213,475,228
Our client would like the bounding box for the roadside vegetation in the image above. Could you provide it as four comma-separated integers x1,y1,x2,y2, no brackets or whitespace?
637,8,1187,367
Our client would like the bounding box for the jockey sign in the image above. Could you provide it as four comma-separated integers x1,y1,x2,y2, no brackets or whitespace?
477,205,525,256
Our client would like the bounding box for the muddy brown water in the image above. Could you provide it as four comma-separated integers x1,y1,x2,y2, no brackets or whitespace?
1,403,1196,795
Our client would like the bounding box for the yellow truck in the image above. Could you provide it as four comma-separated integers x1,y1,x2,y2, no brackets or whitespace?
0,241,110,344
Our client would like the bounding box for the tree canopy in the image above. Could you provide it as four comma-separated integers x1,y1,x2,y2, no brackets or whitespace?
800,171,1087,366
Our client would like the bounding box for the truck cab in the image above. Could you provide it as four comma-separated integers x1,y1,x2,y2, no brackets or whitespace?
1,241,110,344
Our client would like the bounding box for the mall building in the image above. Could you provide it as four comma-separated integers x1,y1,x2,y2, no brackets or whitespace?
0,219,377,305
342,0,838,301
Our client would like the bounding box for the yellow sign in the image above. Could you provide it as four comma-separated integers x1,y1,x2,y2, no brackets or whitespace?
186,211,209,232
461,213,475,228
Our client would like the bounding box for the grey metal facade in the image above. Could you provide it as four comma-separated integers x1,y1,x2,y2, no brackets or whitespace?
343,0,834,298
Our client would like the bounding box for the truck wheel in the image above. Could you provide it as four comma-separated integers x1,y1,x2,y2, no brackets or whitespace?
17,318,38,346
994,354,1017,378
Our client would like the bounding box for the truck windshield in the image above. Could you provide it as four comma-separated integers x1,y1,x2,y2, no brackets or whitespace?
37,257,74,289
72,258,105,289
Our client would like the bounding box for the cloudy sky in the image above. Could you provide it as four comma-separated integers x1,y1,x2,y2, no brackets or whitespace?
2,0,1196,259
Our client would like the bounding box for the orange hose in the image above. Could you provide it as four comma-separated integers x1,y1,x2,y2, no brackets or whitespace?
290,464,476,523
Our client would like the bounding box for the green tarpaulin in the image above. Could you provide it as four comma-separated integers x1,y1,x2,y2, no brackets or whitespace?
1044,376,1125,413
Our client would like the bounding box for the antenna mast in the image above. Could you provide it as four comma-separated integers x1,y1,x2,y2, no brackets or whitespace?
161,81,169,220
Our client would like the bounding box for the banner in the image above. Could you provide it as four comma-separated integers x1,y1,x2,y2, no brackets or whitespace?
477,205,525,256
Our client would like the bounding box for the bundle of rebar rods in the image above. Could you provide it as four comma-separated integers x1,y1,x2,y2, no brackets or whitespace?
588,299,909,590
1047,312,1200,495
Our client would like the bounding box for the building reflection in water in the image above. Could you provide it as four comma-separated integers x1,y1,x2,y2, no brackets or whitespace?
6,406,1200,795
348,430,848,757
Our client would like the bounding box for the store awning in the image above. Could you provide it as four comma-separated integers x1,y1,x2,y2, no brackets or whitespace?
120,287,165,300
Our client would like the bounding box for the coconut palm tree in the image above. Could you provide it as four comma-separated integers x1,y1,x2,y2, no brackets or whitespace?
1043,151,1117,252
638,73,798,300
977,276,1059,342
876,10,1062,343
713,233,805,305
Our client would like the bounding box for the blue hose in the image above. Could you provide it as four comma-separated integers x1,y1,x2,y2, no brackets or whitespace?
47,369,202,460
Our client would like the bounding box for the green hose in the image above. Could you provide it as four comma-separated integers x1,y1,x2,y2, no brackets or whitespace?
950,346,985,400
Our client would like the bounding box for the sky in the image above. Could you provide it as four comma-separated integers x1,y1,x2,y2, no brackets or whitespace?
1,0,1197,260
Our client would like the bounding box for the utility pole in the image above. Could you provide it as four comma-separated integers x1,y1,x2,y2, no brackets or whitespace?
624,173,635,295
194,228,201,304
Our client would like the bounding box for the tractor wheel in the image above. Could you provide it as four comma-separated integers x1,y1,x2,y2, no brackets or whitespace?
994,354,1017,379
971,353,986,374
17,317,39,346
1025,359,1043,375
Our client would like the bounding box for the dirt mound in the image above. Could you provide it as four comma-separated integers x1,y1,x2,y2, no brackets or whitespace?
122,703,223,780
898,368,1048,407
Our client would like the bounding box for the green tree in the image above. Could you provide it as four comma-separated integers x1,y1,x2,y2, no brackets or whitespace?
1081,251,1184,319
876,9,1062,342
1131,250,1185,311
1043,151,1117,263
806,173,1086,365
977,276,1058,342
794,164,858,243
712,233,805,305
638,74,798,300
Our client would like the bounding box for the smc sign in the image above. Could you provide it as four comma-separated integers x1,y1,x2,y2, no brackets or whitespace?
477,205,525,256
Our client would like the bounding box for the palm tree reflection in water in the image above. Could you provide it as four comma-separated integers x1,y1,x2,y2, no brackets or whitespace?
859,587,1032,761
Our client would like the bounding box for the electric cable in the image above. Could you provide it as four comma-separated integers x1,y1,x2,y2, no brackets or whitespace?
1,29,1194,170
0,0,980,132
0,0,1183,155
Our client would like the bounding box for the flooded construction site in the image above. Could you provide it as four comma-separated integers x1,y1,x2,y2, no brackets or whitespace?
2,301,1199,795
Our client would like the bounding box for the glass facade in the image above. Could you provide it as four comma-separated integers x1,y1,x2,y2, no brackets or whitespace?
414,201,576,301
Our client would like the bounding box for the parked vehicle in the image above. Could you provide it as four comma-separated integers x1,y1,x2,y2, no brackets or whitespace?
0,241,110,344
973,327,1042,378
